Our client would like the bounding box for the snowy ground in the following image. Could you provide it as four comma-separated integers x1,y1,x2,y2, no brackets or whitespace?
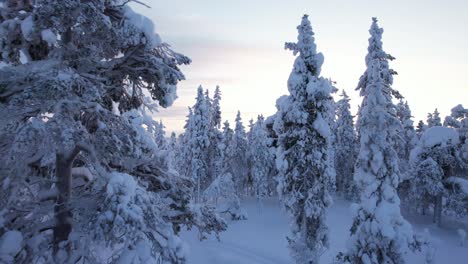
181,198,468,264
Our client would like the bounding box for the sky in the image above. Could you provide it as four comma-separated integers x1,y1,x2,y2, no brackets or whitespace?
132,0,468,134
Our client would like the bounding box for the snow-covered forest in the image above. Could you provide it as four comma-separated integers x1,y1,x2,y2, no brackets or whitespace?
0,1,467,264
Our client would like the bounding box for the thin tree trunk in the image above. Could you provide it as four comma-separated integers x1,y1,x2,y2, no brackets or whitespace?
53,143,91,258
197,174,200,203
435,194,443,227
53,152,73,256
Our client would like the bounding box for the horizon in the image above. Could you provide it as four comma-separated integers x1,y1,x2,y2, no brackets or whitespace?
132,0,468,134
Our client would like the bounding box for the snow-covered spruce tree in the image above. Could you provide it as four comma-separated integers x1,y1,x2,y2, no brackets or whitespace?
334,90,358,200
220,120,234,171
395,100,418,167
409,157,445,217
337,18,419,264
248,115,275,202
202,120,246,220
444,104,468,164
272,14,335,264
177,107,195,178
230,111,249,195
210,87,224,177
427,108,442,128
416,120,427,137
154,120,168,150
186,86,211,202
264,113,280,195
354,17,402,139
394,100,419,203
205,86,224,186
167,131,178,170
0,1,225,263
211,86,222,129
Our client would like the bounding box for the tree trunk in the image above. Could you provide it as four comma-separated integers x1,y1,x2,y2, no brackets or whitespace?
53,152,73,257
435,194,443,227
53,143,90,258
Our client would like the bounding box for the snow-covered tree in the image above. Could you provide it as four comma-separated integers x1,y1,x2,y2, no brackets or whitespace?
273,14,335,264
395,100,418,164
416,120,427,137
203,173,246,221
338,18,418,264
427,109,442,128
248,115,275,201
205,87,224,187
229,111,249,195
185,86,211,202
410,157,445,216
211,86,222,129
264,113,280,194
220,120,234,169
334,90,358,200
207,86,224,182
167,131,178,169
0,1,226,262
177,108,194,177
444,104,468,163
154,120,168,150
410,126,465,225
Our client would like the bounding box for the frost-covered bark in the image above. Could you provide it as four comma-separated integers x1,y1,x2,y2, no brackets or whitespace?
338,18,418,264
273,14,335,264
334,90,358,200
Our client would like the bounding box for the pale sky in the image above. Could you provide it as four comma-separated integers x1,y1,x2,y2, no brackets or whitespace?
133,0,468,134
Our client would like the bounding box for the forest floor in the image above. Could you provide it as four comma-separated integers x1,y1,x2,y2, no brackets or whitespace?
180,197,468,264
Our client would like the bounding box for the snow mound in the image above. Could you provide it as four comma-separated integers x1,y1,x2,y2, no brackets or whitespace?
313,113,331,139
0,230,23,262
447,177,468,195
41,29,57,46
420,126,459,148
20,16,34,41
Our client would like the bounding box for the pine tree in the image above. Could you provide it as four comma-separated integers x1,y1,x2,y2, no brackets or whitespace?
338,18,417,264
273,14,335,264
335,90,358,200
